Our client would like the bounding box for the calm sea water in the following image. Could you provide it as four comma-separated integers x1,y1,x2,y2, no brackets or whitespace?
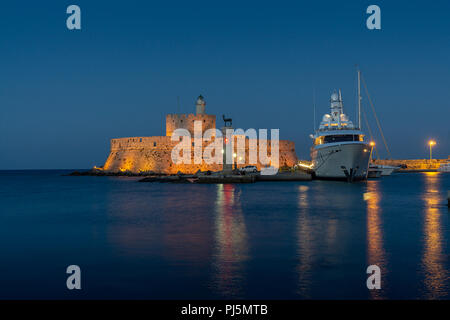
0,170,449,299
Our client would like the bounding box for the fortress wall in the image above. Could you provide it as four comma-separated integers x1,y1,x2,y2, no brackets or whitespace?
104,136,173,173
278,140,297,167
166,114,216,137
110,136,170,151
103,136,298,174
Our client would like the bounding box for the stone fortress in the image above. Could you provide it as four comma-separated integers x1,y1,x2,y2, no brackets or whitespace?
102,95,298,174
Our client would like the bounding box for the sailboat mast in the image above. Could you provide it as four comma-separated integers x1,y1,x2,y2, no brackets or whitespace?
357,69,361,129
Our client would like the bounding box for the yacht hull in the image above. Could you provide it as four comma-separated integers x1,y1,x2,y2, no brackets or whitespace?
311,143,371,181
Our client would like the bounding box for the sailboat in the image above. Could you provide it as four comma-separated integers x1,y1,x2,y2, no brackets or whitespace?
359,72,399,177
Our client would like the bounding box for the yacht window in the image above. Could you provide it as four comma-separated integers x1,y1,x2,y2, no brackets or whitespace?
323,135,360,143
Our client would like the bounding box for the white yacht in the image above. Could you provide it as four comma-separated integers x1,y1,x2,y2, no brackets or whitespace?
310,89,373,181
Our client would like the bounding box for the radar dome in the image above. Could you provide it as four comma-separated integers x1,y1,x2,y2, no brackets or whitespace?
330,92,339,102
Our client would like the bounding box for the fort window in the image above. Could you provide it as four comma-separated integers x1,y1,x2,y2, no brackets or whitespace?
154,142,157,147
140,138,142,142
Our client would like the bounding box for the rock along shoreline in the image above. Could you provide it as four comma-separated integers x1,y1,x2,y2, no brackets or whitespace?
66,169,312,184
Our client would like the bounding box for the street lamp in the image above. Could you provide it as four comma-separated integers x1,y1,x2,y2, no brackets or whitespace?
233,153,237,170
429,140,436,161
369,141,375,161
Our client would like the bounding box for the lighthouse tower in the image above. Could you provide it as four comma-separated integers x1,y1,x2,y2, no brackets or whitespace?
196,95,206,115
166,95,216,136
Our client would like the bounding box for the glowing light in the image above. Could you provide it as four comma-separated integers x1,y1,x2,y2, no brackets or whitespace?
363,192,373,201
297,162,313,169
370,141,375,147
428,140,436,161
233,153,237,158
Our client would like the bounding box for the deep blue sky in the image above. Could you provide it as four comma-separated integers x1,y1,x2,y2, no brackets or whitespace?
1,0,449,169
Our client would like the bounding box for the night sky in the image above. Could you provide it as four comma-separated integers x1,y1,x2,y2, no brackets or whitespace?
1,0,449,169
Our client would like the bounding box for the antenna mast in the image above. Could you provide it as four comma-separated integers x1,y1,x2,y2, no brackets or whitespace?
357,69,361,129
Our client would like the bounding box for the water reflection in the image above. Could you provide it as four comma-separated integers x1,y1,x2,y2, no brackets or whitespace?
210,184,249,298
161,188,213,265
106,185,214,265
421,172,448,299
296,181,387,299
105,189,161,257
365,180,387,299
296,185,314,297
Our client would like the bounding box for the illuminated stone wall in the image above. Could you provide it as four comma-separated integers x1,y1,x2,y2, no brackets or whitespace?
166,114,216,137
372,158,449,171
102,136,298,174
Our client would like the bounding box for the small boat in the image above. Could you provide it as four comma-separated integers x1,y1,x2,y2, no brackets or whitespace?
369,164,399,176
437,163,450,173
368,167,382,178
